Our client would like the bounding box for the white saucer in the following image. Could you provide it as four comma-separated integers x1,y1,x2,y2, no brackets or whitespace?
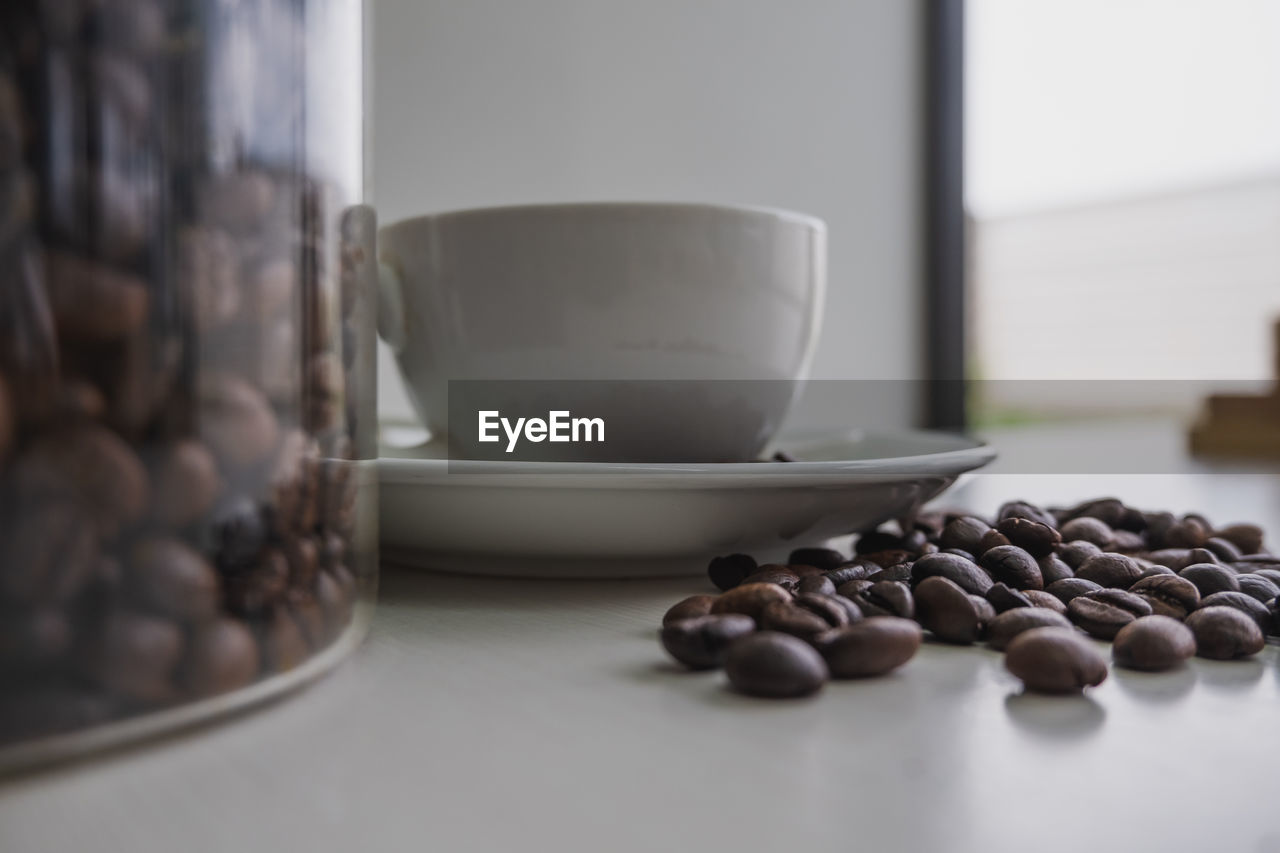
379,429,996,578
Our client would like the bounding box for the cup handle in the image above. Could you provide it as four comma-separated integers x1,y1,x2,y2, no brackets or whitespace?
377,260,408,353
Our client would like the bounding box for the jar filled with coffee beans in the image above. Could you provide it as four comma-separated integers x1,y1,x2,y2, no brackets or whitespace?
0,0,377,765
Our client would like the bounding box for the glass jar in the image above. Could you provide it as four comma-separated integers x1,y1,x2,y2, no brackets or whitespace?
0,0,376,768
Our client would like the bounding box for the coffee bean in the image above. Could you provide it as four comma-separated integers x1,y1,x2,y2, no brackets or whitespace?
206,495,269,573
836,579,873,600
284,536,320,589
1249,568,1280,589
849,580,914,620
854,531,904,555
795,592,860,626
1110,530,1146,552
1166,517,1211,548
1067,589,1152,640
817,617,922,678
866,563,913,584
1057,541,1103,570
127,538,220,623
1214,523,1265,555
1075,553,1143,589
707,553,756,591
724,631,828,697
997,516,1061,557
1135,565,1175,582
1004,627,1108,694
181,618,260,697
915,576,988,644
759,601,835,640
788,547,846,571
222,549,289,616
1202,537,1244,563
1045,577,1103,605
1146,549,1196,571
939,516,992,554
1129,574,1200,620
1185,606,1265,660
986,607,1072,651
1234,573,1280,603
980,545,1044,591
911,552,994,596
741,565,801,591
147,440,222,528
1178,563,1240,597
0,500,99,606
976,529,1011,557
1036,554,1075,586
661,614,755,669
1023,590,1067,613
663,595,716,627
1199,591,1271,634
986,582,1033,613
197,372,280,474
824,561,879,587
1059,517,1114,549
81,611,184,703
1060,497,1128,529
710,583,792,622
997,500,1058,529
1112,615,1196,671
261,604,311,672
44,252,149,341
942,549,976,562
797,575,836,596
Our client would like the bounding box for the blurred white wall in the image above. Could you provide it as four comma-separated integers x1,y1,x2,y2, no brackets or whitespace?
371,0,927,432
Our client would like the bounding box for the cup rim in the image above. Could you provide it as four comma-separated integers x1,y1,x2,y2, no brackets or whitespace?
378,200,827,242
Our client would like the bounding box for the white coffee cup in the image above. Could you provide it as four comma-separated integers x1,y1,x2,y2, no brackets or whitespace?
377,202,825,462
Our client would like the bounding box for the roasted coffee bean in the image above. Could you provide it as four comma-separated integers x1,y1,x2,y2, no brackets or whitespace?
1112,615,1196,671
911,552,993,596
1185,606,1265,660
1076,553,1143,589
181,618,260,697
1004,627,1108,694
1036,554,1075,585
1199,591,1271,634
261,604,311,672
976,529,1011,557
861,548,914,569
1067,589,1152,640
849,580,913,620
980,545,1043,591
901,530,930,554
1110,530,1146,552
660,613,756,670
1057,540,1103,569
997,500,1058,529
817,617,922,678
741,565,801,592
707,553,757,591
824,561,879,587
724,631,828,697
12,424,149,536
1024,590,1067,613
1202,537,1244,563
854,531,903,555
197,372,280,473
795,592,860,626
1249,568,1280,589
1234,573,1280,603
1059,517,1114,549
1146,549,1196,572
44,252,148,341
710,583,792,622
797,575,836,596
1060,497,1128,529
986,607,1073,652
1214,523,1265,555
867,563,914,584
81,611,184,703
1135,565,1176,582
1045,577,1104,605
1165,516,1211,549
1178,563,1240,598
986,582,1033,613
997,516,1061,558
147,440,222,528
0,501,99,606
759,601,833,640
789,547,846,571
1129,574,1200,620
836,579,874,600
939,517,992,554
915,576,989,644
127,538,220,623
663,595,716,626
942,549,976,562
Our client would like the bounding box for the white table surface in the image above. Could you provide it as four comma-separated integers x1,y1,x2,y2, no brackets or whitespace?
3,431,1280,853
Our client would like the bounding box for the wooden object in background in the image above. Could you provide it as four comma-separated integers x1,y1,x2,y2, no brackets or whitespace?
1190,318,1280,459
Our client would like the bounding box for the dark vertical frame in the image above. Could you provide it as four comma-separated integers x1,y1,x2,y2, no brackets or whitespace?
923,0,967,430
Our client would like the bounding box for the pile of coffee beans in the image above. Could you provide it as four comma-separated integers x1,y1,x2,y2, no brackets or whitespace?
0,2,372,748
660,498,1274,699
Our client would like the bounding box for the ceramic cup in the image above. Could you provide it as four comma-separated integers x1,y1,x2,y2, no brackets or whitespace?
377,202,826,462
